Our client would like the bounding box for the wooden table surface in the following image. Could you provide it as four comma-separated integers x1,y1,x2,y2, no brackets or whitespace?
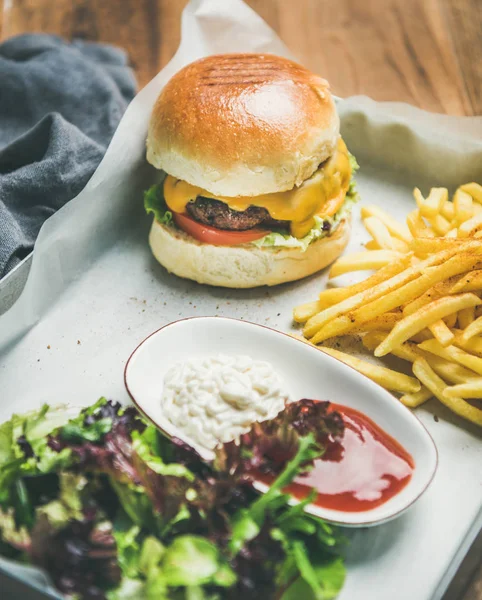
1,0,481,115
0,1,481,599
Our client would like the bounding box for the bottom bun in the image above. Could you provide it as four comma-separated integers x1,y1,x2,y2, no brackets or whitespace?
148,216,351,288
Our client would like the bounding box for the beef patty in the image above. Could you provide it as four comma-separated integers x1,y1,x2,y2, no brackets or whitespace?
186,197,287,231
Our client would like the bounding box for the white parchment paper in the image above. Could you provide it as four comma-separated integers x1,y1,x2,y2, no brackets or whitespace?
0,1,481,599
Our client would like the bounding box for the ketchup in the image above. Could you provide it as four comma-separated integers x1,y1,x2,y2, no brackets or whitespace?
258,403,414,512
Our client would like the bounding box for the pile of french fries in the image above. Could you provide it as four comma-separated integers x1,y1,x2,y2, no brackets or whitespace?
294,183,482,426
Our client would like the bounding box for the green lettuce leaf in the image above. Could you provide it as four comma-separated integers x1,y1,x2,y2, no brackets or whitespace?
59,397,115,444
229,433,323,555
0,507,30,552
36,473,87,529
109,534,234,600
227,431,345,599
109,479,157,531
144,176,172,226
106,578,147,600
160,536,236,588
0,404,73,464
114,519,143,579
132,427,195,481
347,152,359,199
280,557,346,600
0,405,75,503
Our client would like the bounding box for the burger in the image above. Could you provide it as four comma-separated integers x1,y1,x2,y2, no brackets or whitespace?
144,53,359,288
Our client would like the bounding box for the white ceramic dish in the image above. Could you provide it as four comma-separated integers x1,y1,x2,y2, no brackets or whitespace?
124,316,438,527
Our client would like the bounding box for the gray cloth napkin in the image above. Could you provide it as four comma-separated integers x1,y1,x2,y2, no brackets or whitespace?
0,34,137,278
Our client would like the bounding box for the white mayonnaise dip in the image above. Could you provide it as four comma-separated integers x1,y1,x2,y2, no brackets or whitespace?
161,355,289,451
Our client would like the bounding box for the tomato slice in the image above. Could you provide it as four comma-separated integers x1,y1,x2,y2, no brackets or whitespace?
173,212,267,246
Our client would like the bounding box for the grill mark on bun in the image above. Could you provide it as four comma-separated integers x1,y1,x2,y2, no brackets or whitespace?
201,68,279,76
204,62,279,69
198,75,287,85
199,80,272,87
200,67,281,78
197,56,316,87
219,54,270,60
200,69,280,77
198,69,308,87
202,57,280,71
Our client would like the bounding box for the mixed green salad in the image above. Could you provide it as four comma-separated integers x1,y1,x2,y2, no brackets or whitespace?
144,154,359,252
0,398,347,600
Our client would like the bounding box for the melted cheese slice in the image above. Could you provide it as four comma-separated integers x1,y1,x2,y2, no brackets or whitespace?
164,137,351,238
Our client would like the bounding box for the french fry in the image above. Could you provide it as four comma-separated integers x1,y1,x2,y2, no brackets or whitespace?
419,338,482,376
428,188,448,215
311,274,441,343
428,357,479,385
452,330,482,355
295,180,482,427
429,320,454,346
444,312,458,328
363,331,477,389
388,336,480,383
458,306,475,330
329,250,402,279
313,257,482,344
450,270,482,293
363,333,478,386
441,201,455,221
364,217,395,250
460,182,482,204
293,288,349,322
453,189,473,225
364,234,408,253
304,255,415,338
403,275,464,316
428,214,451,237
409,238,480,256
318,287,351,307
458,213,482,237
293,300,322,323
407,209,434,238
363,334,424,362
411,329,434,343
350,312,402,333
414,188,447,219
391,237,410,253
374,293,481,357
460,315,482,341
310,249,480,339
400,387,433,408
320,347,421,393
360,205,412,243
413,358,482,426
413,188,425,210
445,380,482,399
321,258,412,301
362,330,388,350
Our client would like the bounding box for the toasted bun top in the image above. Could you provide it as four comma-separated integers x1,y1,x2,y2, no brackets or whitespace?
147,53,339,197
